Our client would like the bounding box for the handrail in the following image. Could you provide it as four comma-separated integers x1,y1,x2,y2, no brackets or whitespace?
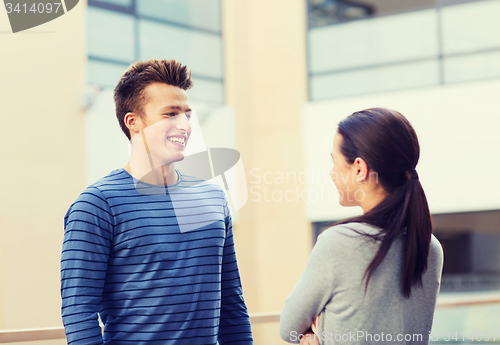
0,327,65,343
434,295,500,308
0,312,281,343
1,298,499,343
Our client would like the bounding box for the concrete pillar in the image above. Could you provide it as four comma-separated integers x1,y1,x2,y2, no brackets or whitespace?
222,1,312,343
0,2,86,341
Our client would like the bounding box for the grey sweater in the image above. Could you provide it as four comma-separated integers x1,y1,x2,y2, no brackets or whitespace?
280,222,443,345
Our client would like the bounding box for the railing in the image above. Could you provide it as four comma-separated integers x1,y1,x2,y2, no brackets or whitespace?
0,327,66,343
0,312,281,343
1,298,499,343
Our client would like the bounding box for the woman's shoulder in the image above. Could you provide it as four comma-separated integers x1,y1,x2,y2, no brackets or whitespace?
321,222,382,239
312,223,383,268
430,234,443,249
316,222,382,250
429,234,444,266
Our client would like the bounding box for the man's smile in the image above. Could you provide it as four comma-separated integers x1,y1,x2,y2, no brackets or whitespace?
167,135,187,146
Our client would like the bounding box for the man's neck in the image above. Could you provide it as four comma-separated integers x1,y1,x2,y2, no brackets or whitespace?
124,161,178,186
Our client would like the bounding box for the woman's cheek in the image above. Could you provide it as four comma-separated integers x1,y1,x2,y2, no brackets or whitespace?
330,169,338,184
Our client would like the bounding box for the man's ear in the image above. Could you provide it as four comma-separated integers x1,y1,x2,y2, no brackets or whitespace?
124,112,142,138
353,157,369,183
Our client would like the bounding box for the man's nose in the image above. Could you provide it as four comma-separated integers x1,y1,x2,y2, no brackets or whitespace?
175,113,192,131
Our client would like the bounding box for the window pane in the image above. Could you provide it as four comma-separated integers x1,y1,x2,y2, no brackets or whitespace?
444,51,500,83
88,60,127,88
91,0,132,7
309,9,438,73
137,0,221,32
87,7,135,62
187,79,224,104
139,20,223,79
310,60,440,100
442,0,500,55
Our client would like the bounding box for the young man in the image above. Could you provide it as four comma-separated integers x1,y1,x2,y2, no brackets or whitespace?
61,59,253,344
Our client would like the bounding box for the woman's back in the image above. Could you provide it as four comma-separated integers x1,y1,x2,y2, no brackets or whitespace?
280,108,444,344
280,222,443,344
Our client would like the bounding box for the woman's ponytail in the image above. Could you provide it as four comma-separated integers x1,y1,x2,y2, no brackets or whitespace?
402,173,432,297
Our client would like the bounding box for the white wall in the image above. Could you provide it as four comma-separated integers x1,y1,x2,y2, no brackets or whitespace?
302,79,500,221
0,0,86,332
85,89,130,185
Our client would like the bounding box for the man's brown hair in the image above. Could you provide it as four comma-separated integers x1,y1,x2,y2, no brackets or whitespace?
114,59,193,140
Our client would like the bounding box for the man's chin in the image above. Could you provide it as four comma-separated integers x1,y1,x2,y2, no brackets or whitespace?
163,153,186,165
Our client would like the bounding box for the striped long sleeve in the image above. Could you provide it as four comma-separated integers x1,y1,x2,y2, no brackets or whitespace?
61,186,114,345
218,214,253,344
60,168,253,345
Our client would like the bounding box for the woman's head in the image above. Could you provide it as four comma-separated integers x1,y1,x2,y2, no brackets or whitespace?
332,107,432,298
330,131,387,211
330,108,421,212
336,107,419,189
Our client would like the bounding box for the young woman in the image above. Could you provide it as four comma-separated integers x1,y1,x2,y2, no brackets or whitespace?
280,108,444,345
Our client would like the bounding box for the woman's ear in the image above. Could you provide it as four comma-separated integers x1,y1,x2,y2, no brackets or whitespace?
353,157,369,183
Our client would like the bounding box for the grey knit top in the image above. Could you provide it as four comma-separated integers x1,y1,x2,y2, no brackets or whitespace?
280,222,443,345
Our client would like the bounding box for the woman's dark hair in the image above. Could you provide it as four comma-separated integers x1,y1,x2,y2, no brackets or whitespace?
334,107,432,298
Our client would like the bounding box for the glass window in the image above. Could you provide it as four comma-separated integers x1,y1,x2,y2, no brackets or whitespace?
310,60,440,100
88,0,223,103
187,78,224,104
88,60,127,88
441,0,500,55
309,9,439,73
307,0,500,101
308,0,374,28
91,0,132,7
139,19,223,80
444,51,500,84
137,0,221,32
87,7,135,62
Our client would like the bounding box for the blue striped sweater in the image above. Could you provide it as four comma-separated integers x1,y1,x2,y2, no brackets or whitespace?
61,168,253,345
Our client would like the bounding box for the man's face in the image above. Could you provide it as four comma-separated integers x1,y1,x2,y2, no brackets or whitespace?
134,82,192,166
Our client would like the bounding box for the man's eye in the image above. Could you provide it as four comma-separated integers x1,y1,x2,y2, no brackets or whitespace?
164,113,176,116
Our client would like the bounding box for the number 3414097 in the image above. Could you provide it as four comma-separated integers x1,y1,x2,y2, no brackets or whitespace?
5,3,62,14
443,331,498,342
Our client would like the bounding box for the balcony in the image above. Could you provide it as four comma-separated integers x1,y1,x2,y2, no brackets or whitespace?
308,0,500,100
